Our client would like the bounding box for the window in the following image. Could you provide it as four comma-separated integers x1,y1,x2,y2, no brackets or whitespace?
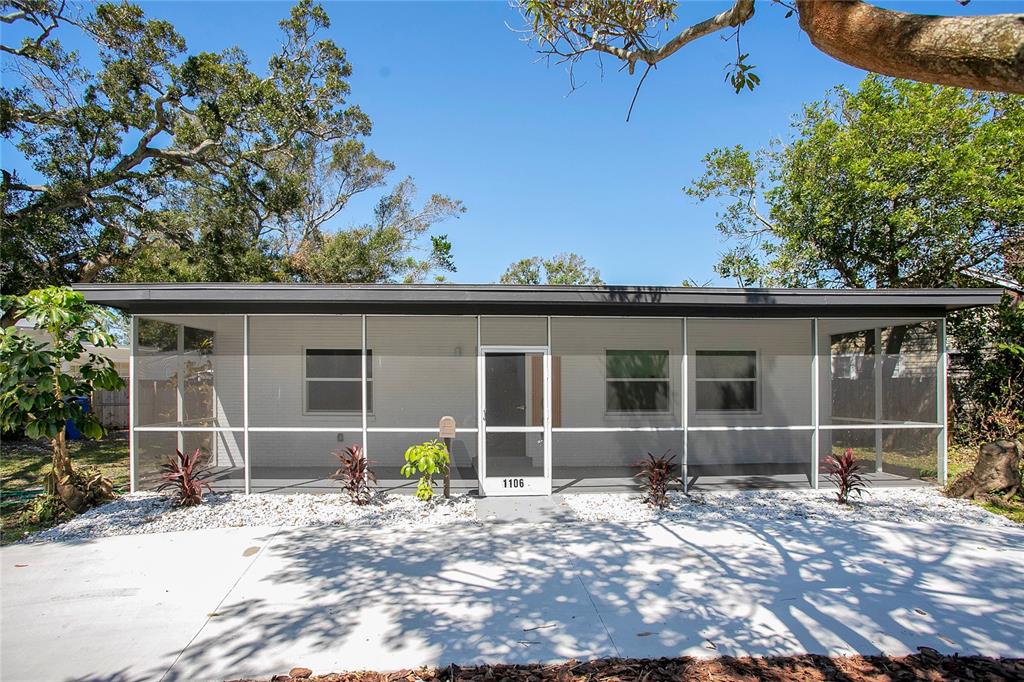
606,350,670,412
304,349,371,413
695,350,758,412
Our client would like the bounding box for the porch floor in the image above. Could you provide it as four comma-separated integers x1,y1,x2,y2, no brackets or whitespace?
202,465,935,494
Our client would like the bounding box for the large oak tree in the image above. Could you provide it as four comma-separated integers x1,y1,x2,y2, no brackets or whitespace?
1,0,462,294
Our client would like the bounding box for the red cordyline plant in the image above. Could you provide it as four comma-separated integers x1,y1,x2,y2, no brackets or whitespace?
157,448,213,507
333,444,376,505
824,447,869,505
634,451,680,509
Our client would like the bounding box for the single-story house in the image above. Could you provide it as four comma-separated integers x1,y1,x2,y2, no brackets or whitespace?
76,283,1001,497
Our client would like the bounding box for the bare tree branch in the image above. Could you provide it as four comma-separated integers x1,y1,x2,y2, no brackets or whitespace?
592,0,755,73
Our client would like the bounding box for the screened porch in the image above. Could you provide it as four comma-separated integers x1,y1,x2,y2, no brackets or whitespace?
129,313,947,495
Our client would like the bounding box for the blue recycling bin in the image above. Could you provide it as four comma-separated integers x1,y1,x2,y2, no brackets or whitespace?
65,396,91,440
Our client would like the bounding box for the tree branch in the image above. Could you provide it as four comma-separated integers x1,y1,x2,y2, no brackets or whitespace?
796,0,1024,94
589,0,755,72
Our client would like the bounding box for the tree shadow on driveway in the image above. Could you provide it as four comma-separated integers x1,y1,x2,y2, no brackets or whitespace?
161,516,1024,680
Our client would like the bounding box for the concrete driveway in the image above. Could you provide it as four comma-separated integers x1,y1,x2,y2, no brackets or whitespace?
3,515,1023,681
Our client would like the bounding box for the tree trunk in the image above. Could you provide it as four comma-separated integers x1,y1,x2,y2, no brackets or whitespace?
797,0,1024,94
443,436,452,499
49,428,87,513
946,439,1022,500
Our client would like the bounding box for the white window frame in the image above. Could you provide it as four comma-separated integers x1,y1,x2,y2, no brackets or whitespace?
694,348,760,414
604,349,673,415
302,347,371,415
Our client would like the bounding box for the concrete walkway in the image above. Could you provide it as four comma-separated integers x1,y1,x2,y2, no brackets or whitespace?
3,515,1024,681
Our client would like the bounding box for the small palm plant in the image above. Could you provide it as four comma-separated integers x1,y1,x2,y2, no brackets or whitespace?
634,451,680,508
332,444,376,505
824,447,869,504
157,448,213,507
401,439,450,501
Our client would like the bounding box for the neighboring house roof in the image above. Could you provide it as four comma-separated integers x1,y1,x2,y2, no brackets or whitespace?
75,283,1003,317
14,318,130,370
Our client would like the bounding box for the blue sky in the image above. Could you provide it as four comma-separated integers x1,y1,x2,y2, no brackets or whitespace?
6,1,1020,285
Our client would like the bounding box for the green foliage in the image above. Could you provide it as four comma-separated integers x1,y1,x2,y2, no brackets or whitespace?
685,76,1023,289
2,0,462,292
291,178,464,283
949,295,1024,443
500,253,603,285
0,287,125,440
726,53,760,94
517,0,762,98
401,439,450,501
19,494,67,528
522,1,677,49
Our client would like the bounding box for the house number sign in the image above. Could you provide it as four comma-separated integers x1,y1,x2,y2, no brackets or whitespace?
438,415,456,439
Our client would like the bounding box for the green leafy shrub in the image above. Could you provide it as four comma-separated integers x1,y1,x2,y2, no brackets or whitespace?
401,439,450,501
19,494,67,527
1,287,124,513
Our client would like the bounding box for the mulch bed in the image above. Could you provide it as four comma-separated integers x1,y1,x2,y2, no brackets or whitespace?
246,649,1024,682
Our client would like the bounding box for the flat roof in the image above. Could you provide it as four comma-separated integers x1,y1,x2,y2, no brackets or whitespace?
74,283,1003,317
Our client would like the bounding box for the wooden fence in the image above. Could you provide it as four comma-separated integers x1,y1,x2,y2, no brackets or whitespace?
92,387,129,429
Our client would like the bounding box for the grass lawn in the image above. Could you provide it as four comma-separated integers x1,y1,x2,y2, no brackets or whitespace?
0,431,129,544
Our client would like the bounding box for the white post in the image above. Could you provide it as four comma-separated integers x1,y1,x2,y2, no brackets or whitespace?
681,317,689,493
811,318,820,489
874,326,883,473
937,317,948,485
476,315,484,491
243,314,250,495
544,316,552,495
361,314,368,457
176,323,185,454
129,315,137,493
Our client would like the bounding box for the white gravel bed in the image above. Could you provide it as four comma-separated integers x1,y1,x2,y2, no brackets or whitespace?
23,485,1016,544
24,491,477,543
562,486,1019,527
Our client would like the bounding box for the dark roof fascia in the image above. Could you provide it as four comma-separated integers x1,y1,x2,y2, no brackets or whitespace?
74,283,1003,317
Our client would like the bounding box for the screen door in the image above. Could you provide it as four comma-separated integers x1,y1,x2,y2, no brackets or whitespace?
478,347,551,496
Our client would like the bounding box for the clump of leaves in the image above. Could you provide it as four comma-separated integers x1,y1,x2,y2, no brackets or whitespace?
19,494,68,527
824,447,869,505
635,451,680,508
332,444,376,505
157,448,213,507
42,465,114,509
401,439,450,501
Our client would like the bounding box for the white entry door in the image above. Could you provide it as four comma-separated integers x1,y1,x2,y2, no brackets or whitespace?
478,346,551,496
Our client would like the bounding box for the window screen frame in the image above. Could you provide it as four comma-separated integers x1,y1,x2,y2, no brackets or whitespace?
136,319,219,427
694,349,760,414
604,349,673,415
302,347,372,415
